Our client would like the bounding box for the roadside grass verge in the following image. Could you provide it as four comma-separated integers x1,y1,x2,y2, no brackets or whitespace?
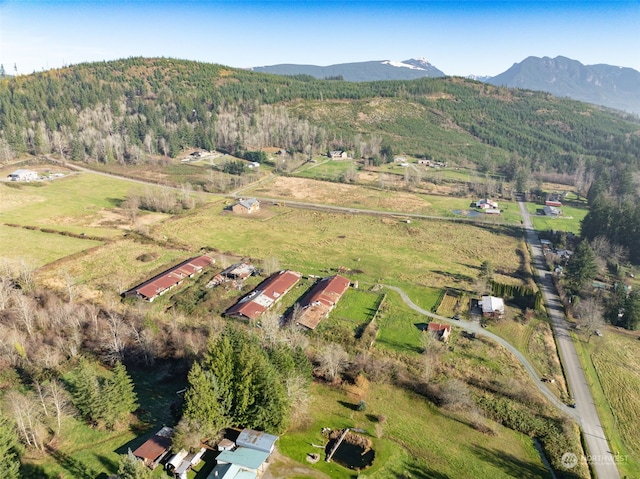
278,382,551,479
487,317,568,400
573,331,640,478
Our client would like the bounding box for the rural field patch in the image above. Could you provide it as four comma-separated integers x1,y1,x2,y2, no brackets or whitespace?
0,224,103,267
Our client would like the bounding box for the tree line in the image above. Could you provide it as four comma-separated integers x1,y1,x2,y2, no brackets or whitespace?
1,57,639,181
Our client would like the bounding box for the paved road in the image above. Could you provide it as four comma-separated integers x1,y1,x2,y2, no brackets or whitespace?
518,200,620,479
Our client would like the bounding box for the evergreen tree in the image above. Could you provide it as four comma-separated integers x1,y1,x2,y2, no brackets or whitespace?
117,450,153,479
621,290,640,330
0,412,21,479
565,241,597,295
182,362,226,436
70,360,103,425
102,362,139,430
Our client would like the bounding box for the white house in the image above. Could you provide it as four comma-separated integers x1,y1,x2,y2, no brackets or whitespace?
8,169,38,181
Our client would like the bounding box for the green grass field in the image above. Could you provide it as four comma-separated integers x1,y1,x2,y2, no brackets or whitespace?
277,382,551,479
525,202,588,235
487,317,568,400
0,224,102,267
573,331,640,478
151,203,525,293
0,173,136,237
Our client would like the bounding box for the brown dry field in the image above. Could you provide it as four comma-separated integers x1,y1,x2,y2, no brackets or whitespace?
250,176,435,213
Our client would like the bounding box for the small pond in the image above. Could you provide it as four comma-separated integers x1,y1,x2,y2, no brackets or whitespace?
326,432,375,470
332,441,375,470
452,209,482,218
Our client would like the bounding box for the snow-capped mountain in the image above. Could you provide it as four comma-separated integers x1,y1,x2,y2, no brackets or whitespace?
250,58,446,81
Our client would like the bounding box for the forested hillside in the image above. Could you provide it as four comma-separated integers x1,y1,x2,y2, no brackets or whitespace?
1,57,639,178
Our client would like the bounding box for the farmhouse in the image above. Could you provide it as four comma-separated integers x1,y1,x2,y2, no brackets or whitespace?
543,205,561,217
206,429,278,479
232,198,260,214
8,169,38,181
474,199,498,210
427,322,451,342
293,275,350,330
132,426,174,469
123,255,213,302
224,270,302,321
481,295,505,319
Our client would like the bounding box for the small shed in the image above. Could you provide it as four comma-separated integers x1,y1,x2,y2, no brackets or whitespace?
427,322,451,342
218,438,236,451
8,169,38,181
132,426,174,469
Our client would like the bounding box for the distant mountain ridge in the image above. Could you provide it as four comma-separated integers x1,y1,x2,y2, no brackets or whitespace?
252,55,640,114
486,56,640,115
251,57,445,82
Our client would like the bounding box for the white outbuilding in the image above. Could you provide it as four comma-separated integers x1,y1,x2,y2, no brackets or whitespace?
8,169,38,181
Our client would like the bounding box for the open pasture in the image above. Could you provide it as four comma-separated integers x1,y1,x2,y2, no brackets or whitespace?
0,172,137,238
244,175,521,223
574,331,640,478
0,224,102,267
151,202,526,292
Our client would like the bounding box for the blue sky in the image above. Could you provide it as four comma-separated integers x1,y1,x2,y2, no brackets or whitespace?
1,1,638,76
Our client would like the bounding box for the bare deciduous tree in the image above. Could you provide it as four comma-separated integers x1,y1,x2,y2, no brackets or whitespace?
573,297,605,343
261,256,281,277
317,343,349,382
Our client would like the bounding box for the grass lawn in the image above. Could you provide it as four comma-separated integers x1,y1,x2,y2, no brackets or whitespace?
525,202,588,235
278,382,551,479
294,159,355,181
573,331,640,478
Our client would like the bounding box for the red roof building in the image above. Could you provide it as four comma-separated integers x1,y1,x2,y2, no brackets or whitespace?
132,426,173,468
224,270,302,320
427,322,451,342
124,255,213,302
294,275,350,330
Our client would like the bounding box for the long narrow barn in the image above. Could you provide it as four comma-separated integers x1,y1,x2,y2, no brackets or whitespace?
123,255,213,302
224,270,302,320
293,275,350,330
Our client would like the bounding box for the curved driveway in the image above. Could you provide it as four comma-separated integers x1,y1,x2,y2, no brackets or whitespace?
518,201,620,479
385,285,578,420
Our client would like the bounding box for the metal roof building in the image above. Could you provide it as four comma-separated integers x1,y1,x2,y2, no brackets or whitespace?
123,255,213,301
294,275,350,330
236,428,279,454
224,270,301,320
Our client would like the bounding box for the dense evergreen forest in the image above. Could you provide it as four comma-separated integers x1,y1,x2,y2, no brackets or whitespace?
1,57,639,172
1,56,639,259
